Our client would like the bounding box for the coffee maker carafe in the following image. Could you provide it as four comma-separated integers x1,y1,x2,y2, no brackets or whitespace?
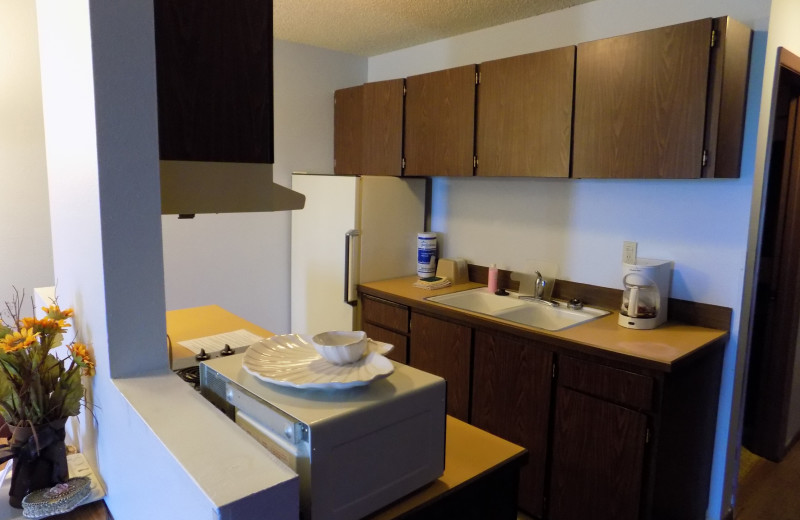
618,259,672,329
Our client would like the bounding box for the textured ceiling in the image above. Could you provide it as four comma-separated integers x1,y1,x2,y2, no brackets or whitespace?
274,0,598,57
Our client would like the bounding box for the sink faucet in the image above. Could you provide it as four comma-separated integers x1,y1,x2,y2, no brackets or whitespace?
518,271,559,306
535,271,546,299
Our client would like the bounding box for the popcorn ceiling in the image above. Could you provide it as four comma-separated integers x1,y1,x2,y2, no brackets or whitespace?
274,0,597,56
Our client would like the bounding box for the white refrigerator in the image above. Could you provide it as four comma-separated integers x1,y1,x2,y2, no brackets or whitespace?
290,173,427,335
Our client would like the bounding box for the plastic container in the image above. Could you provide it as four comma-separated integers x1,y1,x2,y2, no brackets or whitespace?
417,233,438,278
488,264,499,292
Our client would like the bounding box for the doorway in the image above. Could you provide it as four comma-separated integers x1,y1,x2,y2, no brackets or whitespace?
743,47,800,462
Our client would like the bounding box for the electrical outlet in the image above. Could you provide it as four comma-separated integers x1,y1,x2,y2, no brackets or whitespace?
623,241,638,264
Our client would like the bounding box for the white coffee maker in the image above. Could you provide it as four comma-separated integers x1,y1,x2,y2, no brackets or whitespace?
618,259,672,330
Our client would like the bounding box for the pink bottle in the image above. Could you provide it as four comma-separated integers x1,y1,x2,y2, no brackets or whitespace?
488,264,499,293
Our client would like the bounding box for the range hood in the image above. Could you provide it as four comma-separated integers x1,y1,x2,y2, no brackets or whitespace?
160,160,306,215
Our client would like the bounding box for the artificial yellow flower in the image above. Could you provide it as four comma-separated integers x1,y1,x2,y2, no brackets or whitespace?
0,328,40,353
21,317,66,335
68,342,95,376
42,305,74,321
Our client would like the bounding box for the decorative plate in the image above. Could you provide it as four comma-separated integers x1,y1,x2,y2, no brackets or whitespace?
242,334,394,389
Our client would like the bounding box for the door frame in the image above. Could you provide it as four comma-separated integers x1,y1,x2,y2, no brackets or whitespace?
743,47,800,461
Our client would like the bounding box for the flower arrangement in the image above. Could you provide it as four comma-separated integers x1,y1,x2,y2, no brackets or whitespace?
0,288,94,430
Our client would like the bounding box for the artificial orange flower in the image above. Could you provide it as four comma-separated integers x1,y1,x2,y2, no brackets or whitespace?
21,317,67,335
42,305,74,321
68,342,95,376
0,328,40,353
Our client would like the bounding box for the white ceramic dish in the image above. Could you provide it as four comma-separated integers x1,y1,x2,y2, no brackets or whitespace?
242,334,394,389
312,330,367,365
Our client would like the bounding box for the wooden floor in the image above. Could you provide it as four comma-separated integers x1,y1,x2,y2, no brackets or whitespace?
735,439,800,519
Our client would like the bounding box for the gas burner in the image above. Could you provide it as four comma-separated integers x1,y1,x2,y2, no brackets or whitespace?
175,366,200,390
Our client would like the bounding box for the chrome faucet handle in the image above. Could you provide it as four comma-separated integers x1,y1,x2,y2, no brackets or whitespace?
534,271,545,299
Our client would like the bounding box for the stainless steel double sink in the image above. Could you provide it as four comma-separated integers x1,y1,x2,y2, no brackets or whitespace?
425,287,609,331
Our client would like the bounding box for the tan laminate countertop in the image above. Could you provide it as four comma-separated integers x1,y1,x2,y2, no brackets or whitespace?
359,276,728,371
166,304,275,368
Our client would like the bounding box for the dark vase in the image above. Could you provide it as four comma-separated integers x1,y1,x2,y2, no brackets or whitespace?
7,418,68,509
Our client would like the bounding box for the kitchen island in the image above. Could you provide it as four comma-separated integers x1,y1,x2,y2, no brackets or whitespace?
166,304,526,519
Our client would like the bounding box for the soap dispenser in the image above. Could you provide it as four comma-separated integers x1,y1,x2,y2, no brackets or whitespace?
488,264,499,293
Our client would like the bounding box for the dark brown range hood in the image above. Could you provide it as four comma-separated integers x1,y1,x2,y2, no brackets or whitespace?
160,161,306,215
154,0,304,215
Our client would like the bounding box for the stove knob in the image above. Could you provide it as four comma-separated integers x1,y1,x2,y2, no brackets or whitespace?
195,348,210,362
220,344,234,356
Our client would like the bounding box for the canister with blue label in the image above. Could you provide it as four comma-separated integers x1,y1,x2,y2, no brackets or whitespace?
417,233,438,278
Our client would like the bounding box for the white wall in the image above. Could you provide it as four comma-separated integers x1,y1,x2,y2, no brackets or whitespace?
161,41,367,334
368,1,771,518
0,0,53,299
36,1,298,518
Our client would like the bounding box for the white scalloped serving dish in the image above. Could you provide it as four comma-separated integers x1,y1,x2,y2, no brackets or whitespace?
242,334,394,389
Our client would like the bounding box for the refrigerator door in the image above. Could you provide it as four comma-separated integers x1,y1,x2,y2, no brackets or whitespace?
291,174,359,335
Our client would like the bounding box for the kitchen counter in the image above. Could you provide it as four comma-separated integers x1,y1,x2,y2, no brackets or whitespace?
166,304,275,369
359,276,729,371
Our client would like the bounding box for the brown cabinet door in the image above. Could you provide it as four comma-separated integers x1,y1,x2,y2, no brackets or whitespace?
409,312,472,421
404,65,477,177
573,18,712,178
334,80,404,176
471,331,553,518
154,0,274,164
363,79,404,176
334,85,363,175
362,322,408,364
549,386,648,520
476,47,575,178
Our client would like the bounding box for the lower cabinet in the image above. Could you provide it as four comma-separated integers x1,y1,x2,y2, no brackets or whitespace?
548,387,648,520
471,331,553,518
409,312,472,422
358,290,724,520
362,322,408,363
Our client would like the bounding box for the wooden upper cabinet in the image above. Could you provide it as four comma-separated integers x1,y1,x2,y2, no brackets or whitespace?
154,0,274,164
573,18,713,179
404,65,477,177
334,80,404,176
476,47,575,177
363,80,404,176
334,85,363,175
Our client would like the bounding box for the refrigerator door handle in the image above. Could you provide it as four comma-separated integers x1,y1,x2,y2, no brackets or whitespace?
344,230,361,305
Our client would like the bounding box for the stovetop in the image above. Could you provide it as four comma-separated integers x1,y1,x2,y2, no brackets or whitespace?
175,366,200,390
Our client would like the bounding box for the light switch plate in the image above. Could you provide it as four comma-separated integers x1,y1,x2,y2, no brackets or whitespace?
623,241,638,264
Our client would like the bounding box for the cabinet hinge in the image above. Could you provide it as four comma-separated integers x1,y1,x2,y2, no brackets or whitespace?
702,149,708,167
646,427,651,444
473,156,478,168
710,29,716,48
403,84,407,96
476,71,481,85
402,157,406,170
552,363,557,380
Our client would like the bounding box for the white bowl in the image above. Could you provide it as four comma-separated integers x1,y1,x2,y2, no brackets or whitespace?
312,331,367,365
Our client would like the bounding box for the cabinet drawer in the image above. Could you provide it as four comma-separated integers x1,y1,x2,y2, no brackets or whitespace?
362,322,408,364
362,295,409,333
558,356,654,411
